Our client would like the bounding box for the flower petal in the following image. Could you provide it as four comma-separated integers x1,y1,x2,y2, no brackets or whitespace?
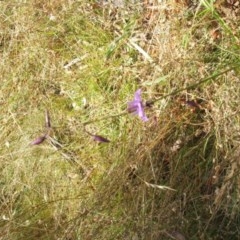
134,89,142,102
128,89,148,122
127,100,138,113
136,102,148,121
141,115,148,122
30,135,46,145
93,135,110,143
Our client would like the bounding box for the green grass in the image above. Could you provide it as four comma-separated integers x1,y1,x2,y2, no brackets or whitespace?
1,1,240,239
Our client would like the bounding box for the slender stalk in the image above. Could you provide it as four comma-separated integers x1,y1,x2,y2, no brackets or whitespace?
146,67,236,106
83,111,128,126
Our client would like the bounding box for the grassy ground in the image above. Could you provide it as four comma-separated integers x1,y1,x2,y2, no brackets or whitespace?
1,0,240,239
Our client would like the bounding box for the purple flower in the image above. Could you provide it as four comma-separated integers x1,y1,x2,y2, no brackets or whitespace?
30,135,46,145
128,89,148,122
185,100,199,109
84,127,110,143
93,134,110,143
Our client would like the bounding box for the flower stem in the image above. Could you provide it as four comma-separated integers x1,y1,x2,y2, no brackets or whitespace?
83,111,128,126
146,67,236,106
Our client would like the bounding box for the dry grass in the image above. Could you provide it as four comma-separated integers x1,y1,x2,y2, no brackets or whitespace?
1,0,240,239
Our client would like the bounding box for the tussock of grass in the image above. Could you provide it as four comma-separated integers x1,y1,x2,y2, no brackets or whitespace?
1,1,240,239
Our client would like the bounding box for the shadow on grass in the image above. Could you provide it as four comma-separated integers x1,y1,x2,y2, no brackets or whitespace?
64,104,240,239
